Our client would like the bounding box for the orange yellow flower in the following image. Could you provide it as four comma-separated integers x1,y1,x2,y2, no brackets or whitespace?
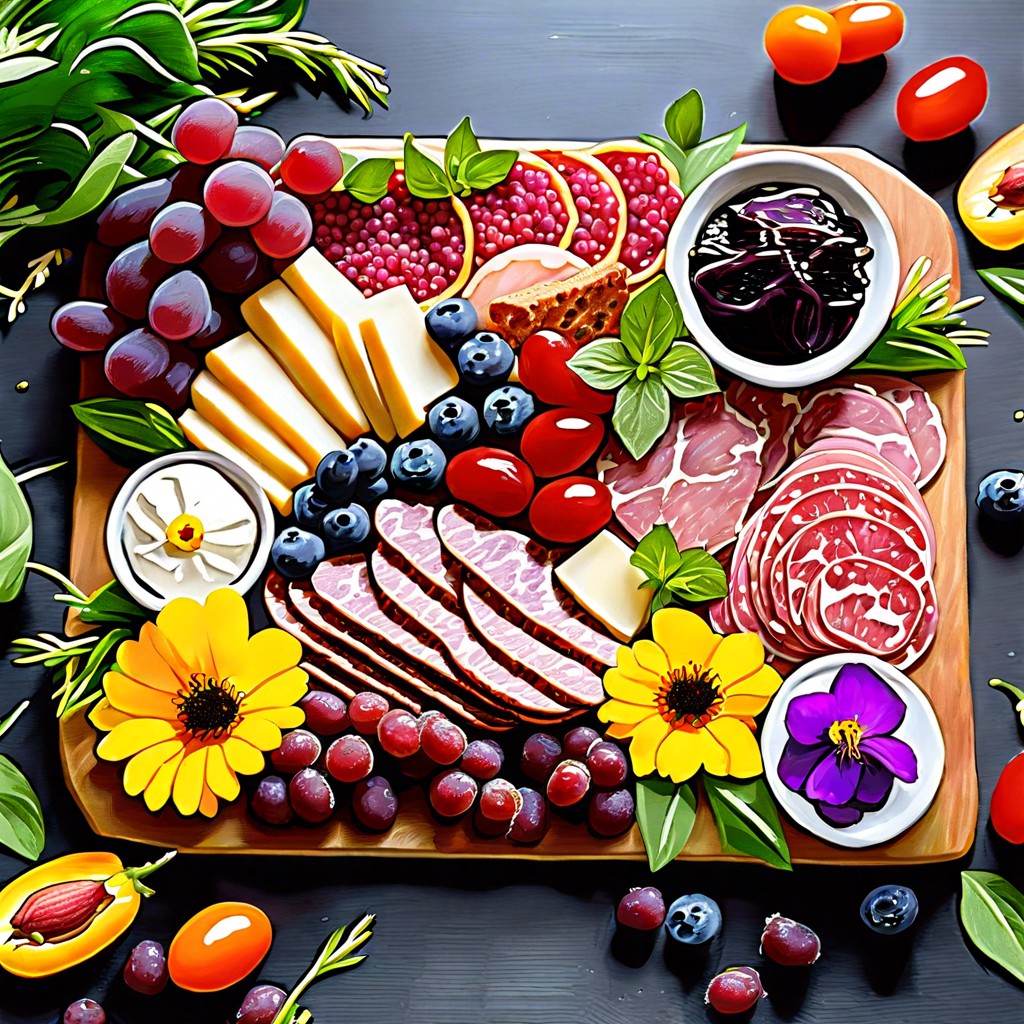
88,588,307,818
598,608,782,783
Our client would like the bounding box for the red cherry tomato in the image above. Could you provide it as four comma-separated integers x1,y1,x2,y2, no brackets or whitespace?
518,330,614,414
991,751,1024,843
447,447,535,518
830,2,905,64
519,409,605,478
529,476,612,543
896,56,988,142
764,5,842,85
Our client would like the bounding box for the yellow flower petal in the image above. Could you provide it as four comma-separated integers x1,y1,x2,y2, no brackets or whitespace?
222,736,267,776
655,727,704,783
97,718,179,762
603,669,660,707
697,722,730,775
123,739,184,796
706,631,766,687
172,747,208,816
598,699,661,726
705,716,763,778
103,672,178,720
156,596,208,675
232,714,281,751
247,705,306,729
205,743,241,802
202,588,251,681
603,721,636,740
241,628,303,688
240,668,308,712
89,697,133,732
652,608,720,672
118,626,187,691
632,638,670,678
720,663,783,700
144,751,184,812
198,783,220,819
614,645,660,687
720,692,773,718
627,714,672,777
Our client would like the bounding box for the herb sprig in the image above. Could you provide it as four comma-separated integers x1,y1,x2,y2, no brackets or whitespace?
629,525,726,613
403,118,518,200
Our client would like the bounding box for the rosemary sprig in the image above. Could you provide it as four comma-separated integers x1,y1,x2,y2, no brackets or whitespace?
0,248,70,323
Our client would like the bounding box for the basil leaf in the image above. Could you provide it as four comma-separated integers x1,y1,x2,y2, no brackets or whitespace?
76,580,149,626
979,267,1024,309
444,115,480,181
630,524,684,584
612,376,671,461
664,89,704,151
680,123,746,196
0,754,44,861
402,135,451,199
339,152,359,177
853,333,968,373
703,776,792,871
568,339,637,390
71,397,186,467
457,149,518,193
343,157,395,203
664,549,728,602
638,133,688,180
0,448,31,604
961,871,1024,984
635,778,698,872
620,276,684,365
657,342,719,399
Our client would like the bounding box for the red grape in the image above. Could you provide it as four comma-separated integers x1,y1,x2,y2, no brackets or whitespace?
429,769,478,817
508,787,548,844
587,788,635,837
250,775,294,826
236,984,287,1024
760,914,821,966
250,191,313,259
148,270,211,342
478,778,522,824
546,760,591,807
563,726,600,761
325,735,373,783
228,126,286,170
123,938,168,995
149,201,218,264
186,295,240,351
349,691,389,734
420,715,467,765
377,709,421,758
270,729,322,773
585,741,628,788
204,161,274,227
299,691,349,736
104,329,198,408
51,301,126,353
200,230,269,294
79,242,116,300
63,999,106,1024
617,886,666,930
172,97,238,164
280,139,344,195
521,733,562,783
289,767,335,823
168,163,209,204
706,967,766,1015
352,775,398,830
105,241,170,320
97,178,172,248
460,738,504,780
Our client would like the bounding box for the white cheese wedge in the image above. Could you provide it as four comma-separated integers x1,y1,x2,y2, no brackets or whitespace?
555,531,652,642
178,410,293,516
205,332,347,470
359,285,459,437
191,371,311,489
241,280,369,440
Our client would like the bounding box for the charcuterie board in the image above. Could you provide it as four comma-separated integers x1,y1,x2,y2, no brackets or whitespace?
58,143,975,864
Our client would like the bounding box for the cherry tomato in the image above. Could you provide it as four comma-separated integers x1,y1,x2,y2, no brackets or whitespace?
830,2,905,64
518,330,614,414
447,447,535,518
991,751,1024,843
764,5,842,85
520,409,605,478
167,901,272,992
896,56,988,142
529,476,612,543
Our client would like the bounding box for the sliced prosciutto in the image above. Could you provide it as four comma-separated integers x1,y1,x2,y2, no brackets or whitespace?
375,499,458,603
726,380,802,489
599,392,764,553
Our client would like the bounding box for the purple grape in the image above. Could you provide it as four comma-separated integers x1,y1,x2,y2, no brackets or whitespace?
520,732,562,783
105,240,171,319
563,726,601,760
148,270,211,341
236,983,287,1024
508,787,548,844
588,787,635,837
63,1000,106,1024
149,201,218,264
51,301,126,353
200,230,269,294
123,938,168,994
460,738,504,780
97,178,172,248
251,775,294,826
289,768,335,824
352,775,398,831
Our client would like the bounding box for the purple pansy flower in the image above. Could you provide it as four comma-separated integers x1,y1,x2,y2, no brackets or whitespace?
777,662,918,828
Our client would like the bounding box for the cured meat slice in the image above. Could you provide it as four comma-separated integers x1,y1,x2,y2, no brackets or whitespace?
460,584,604,706
370,546,572,721
375,499,458,603
725,380,802,489
436,504,619,669
302,661,357,701
600,393,764,553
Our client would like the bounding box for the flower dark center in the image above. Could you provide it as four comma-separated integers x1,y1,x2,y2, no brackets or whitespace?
173,673,243,739
828,717,863,761
657,664,721,727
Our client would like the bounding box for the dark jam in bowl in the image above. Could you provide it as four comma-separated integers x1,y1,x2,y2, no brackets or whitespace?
688,182,873,365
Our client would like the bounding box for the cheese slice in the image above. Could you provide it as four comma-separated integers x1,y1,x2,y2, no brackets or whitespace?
241,280,369,440
555,531,652,642
359,285,458,437
191,371,311,489
179,410,293,516
206,332,347,470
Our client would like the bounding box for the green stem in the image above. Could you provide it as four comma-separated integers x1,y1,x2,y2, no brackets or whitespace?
24,561,87,602
111,850,177,897
0,699,29,741
990,677,1024,716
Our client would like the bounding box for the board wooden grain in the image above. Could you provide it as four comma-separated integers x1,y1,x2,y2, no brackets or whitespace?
59,144,975,864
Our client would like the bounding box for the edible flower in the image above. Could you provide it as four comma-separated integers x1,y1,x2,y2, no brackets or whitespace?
777,662,918,827
88,588,307,818
598,609,782,783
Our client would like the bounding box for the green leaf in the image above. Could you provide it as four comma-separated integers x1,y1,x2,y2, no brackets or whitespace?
630,524,684,584
402,134,451,199
638,133,688,180
619,276,685,365
444,115,480,181
0,447,31,603
0,755,44,861
568,339,637,391
457,149,518,193
703,776,791,871
664,89,704,151
0,56,58,85
635,778,698,872
961,871,1024,984
664,549,728,602
75,580,149,626
612,376,671,461
979,267,1024,309
657,342,719,400
71,397,186,467
342,157,395,203
680,123,746,195
853,333,968,373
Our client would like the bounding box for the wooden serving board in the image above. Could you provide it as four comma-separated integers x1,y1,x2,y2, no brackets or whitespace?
58,144,975,864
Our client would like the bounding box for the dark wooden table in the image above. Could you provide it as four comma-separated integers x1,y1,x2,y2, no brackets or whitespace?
2,1,1024,1020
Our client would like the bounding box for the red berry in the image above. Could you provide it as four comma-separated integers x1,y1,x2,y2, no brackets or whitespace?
460,739,504,780
172,97,238,164
529,476,612,543
546,759,591,807
706,966,766,1015
270,729,322,773
299,691,349,736
446,446,535,518
585,741,628,788
519,408,605,478
518,329,614,413
377,709,421,758
429,769,478,817
420,715,468,765
349,691,389,734
520,732,562,783
288,768,335,824
250,191,313,259
616,886,666,930
563,726,601,761
204,161,275,227
993,751,1024,843
280,139,345,195
325,735,374,784
760,914,821,966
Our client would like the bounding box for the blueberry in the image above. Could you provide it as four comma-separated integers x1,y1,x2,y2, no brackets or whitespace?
977,469,1024,522
860,884,918,935
483,385,535,436
322,504,371,552
390,439,446,491
428,397,481,451
294,483,331,530
424,297,478,352
665,894,722,946
456,332,514,387
349,437,387,480
316,449,359,503
355,475,389,504
272,527,325,580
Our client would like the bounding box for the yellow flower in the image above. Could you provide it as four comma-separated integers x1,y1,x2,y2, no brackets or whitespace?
88,588,307,818
598,608,782,784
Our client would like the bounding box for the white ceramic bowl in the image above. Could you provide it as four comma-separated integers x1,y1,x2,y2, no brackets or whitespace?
666,151,899,388
106,451,274,612
761,654,944,849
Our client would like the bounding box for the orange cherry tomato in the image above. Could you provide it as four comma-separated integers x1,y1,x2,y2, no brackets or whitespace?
896,56,988,142
829,2,905,63
168,901,272,992
764,5,842,85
